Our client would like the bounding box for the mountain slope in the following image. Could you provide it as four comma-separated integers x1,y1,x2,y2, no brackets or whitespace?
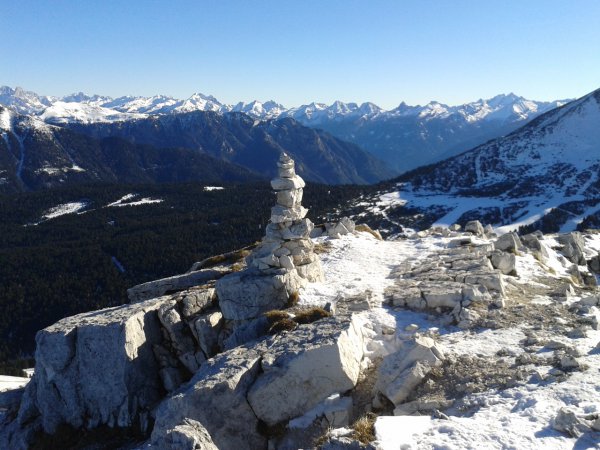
65,112,395,184
364,88,600,233
283,94,566,173
0,107,260,193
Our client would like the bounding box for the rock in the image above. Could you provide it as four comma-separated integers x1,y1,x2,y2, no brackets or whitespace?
489,251,517,275
18,297,167,435
557,232,586,265
449,224,461,231
158,301,195,350
336,291,375,315
216,268,304,321
151,346,266,450
271,175,305,191
192,311,223,357
288,393,353,429
247,316,364,426
159,367,185,393
420,281,463,309
587,254,600,273
559,355,580,369
374,336,445,406
484,224,496,237
154,419,219,450
180,288,215,319
463,272,505,295
553,408,589,437
221,316,271,350
521,233,549,259
127,269,225,303
326,217,356,238
393,399,453,416
494,232,522,253
405,324,419,332
464,220,485,237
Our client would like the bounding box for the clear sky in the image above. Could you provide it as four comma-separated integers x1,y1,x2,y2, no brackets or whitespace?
1,0,599,109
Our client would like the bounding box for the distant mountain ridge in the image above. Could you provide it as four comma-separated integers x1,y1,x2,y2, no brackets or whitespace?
0,105,393,193
0,86,568,173
369,87,600,233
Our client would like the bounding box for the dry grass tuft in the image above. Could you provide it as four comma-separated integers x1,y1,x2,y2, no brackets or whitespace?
268,318,298,334
293,307,331,325
264,310,291,324
287,291,300,307
314,241,334,254
351,413,376,444
355,224,383,240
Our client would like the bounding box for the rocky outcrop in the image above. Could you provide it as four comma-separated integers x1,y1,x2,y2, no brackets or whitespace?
17,297,168,436
247,316,364,426
128,270,225,303
150,315,366,449
385,239,504,327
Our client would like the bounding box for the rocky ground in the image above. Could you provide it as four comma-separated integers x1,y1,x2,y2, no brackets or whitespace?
1,221,600,449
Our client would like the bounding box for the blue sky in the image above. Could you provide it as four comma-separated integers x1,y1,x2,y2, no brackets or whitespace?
1,0,599,108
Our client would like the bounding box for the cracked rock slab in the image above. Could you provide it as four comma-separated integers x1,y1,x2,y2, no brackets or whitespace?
18,297,168,435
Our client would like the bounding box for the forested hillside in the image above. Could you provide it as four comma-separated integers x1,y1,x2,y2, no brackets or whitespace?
0,182,370,371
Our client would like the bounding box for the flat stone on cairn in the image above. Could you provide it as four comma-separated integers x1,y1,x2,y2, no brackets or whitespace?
216,153,324,321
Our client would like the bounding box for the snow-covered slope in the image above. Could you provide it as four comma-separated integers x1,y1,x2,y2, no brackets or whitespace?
366,88,600,234
39,101,147,124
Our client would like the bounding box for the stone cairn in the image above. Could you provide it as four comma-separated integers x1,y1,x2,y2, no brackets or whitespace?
247,152,324,282
216,153,324,321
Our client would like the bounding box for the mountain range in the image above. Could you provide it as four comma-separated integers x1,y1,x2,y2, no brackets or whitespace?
0,105,393,193
369,87,600,234
0,86,567,173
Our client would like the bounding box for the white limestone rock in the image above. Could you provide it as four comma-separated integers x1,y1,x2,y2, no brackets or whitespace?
180,288,215,319
296,258,325,282
151,346,266,450
127,269,225,303
420,281,464,309
271,175,306,191
494,232,522,253
154,419,219,450
247,316,365,426
192,311,223,358
557,232,586,265
277,188,303,208
271,204,308,223
18,297,167,434
489,251,517,275
464,220,485,237
374,336,445,406
216,269,305,321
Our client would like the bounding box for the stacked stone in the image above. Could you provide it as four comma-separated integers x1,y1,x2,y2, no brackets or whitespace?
247,152,324,282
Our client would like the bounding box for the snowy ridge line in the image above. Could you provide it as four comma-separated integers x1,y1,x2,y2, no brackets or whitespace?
1,85,569,124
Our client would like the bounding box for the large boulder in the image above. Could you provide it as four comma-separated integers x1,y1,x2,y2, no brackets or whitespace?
557,232,586,265
494,232,522,253
489,250,517,275
216,268,305,321
151,346,266,450
464,220,485,237
247,316,365,426
17,297,168,436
